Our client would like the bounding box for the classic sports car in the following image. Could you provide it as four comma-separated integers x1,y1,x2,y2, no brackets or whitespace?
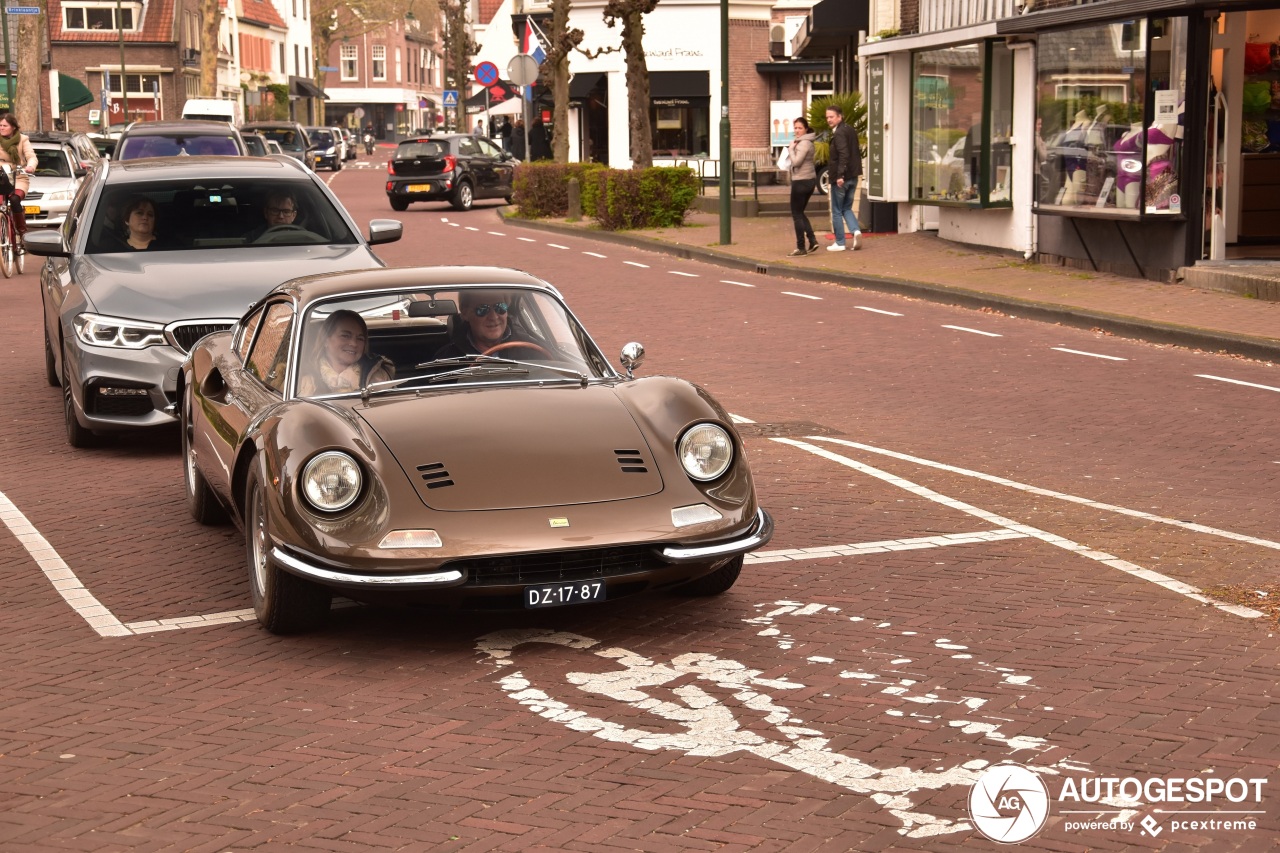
182,267,773,633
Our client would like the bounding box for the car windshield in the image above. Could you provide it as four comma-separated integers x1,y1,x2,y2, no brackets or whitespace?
33,148,72,177
243,136,267,156
117,134,241,159
255,128,305,152
86,178,359,253
395,141,445,159
293,287,612,398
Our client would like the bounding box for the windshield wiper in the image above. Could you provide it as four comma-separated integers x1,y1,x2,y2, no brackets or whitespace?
425,365,530,384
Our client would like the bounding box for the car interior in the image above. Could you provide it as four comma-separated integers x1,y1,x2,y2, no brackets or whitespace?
33,149,74,178
85,180,359,252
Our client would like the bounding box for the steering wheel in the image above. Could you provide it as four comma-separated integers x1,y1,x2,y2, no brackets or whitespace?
253,224,311,244
482,340,552,358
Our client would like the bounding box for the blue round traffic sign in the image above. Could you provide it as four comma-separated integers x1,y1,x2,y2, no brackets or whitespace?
474,62,499,86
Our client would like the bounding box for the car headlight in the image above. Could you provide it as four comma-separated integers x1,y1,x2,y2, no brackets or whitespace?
45,189,75,201
677,423,734,481
73,313,167,349
301,451,362,512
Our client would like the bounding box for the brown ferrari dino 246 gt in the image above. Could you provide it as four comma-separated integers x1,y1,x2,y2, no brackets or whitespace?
181,266,773,633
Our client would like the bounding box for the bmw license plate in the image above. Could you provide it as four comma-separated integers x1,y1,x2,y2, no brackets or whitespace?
23,205,39,215
406,183,433,193
525,580,605,609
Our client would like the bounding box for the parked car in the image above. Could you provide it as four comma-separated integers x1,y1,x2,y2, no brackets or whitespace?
115,120,247,159
330,126,349,162
87,133,117,160
306,126,344,171
242,133,270,157
385,134,516,211
241,121,315,169
24,136,91,229
341,129,358,160
180,266,774,633
29,130,101,172
25,155,403,448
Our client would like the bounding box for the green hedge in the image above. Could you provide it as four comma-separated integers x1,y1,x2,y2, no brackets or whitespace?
512,162,605,218
586,167,699,230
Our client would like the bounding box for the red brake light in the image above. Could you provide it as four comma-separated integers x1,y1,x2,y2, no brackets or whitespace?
386,159,395,176
443,154,457,173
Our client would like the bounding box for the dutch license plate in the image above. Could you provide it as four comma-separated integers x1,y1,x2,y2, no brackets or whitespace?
406,183,433,193
525,580,605,609
23,205,39,215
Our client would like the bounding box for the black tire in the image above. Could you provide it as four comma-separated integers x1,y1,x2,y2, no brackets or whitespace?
43,323,58,387
390,197,409,212
245,465,331,634
332,158,342,172
182,384,228,525
676,555,743,596
15,235,24,274
61,344,98,448
451,181,474,211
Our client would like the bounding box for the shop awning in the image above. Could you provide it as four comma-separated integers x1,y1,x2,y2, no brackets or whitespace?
569,72,605,99
792,0,868,58
58,74,94,112
289,75,329,100
650,71,709,98
466,80,520,107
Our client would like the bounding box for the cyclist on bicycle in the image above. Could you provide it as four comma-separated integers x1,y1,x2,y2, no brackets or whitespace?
0,113,37,237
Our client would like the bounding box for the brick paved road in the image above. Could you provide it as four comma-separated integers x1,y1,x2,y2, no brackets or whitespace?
1,164,1277,851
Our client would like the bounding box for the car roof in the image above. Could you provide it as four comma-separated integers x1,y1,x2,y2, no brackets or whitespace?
276,266,558,308
242,121,303,128
120,120,238,135
101,156,312,184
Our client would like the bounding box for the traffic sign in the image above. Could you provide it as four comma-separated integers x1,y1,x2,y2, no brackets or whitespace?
474,61,498,87
442,89,458,107
507,55,539,87
318,66,338,72
5,6,40,13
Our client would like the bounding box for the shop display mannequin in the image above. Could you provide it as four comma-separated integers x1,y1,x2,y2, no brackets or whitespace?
1113,123,1144,209
1059,110,1090,204
1084,106,1111,200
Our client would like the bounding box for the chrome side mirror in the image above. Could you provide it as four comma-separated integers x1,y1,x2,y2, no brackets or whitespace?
620,342,645,378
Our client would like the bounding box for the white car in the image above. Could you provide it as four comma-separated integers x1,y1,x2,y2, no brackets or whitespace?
25,139,87,229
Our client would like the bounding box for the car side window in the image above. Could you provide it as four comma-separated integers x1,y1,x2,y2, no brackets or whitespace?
477,138,502,159
458,138,477,157
236,307,264,362
244,302,294,394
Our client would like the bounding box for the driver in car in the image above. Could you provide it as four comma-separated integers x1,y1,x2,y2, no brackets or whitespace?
435,291,533,358
246,190,300,242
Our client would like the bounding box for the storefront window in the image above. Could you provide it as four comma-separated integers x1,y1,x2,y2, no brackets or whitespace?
911,41,1013,207
1035,17,1187,216
649,98,710,157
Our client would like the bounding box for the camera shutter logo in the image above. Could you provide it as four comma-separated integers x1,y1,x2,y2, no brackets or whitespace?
969,763,1051,843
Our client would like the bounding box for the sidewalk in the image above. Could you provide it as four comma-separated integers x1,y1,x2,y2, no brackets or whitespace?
505,199,1280,363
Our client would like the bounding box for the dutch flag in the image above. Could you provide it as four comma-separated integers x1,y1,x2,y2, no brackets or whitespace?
523,20,547,64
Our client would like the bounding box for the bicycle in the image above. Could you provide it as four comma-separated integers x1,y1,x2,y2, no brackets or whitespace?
0,163,26,278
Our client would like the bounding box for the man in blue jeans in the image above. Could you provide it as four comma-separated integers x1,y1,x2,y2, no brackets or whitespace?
825,105,863,251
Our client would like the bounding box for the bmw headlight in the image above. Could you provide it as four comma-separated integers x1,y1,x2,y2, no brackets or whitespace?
301,451,362,512
677,423,734,481
73,313,167,349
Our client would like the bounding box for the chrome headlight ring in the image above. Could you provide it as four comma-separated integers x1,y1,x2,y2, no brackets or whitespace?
300,451,363,513
677,423,734,482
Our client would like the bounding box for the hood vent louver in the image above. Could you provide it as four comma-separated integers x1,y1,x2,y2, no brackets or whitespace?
417,462,454,489
615,449,648,473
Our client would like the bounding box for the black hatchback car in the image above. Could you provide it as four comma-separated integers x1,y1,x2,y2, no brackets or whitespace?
385,134,516,211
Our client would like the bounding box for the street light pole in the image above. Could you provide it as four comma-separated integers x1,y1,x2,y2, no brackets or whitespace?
118,0,129,119
718,0,730,245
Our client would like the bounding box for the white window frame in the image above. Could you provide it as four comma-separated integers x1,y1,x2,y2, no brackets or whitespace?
371,45,386,82
104,71,161,97
340,44,358,81
64,1,141,32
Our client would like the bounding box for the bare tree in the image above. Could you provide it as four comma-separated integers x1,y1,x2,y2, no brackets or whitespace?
14,0,45,128
543,0,583,163
200,0,221,97
603,0,657,168
440,0,477,132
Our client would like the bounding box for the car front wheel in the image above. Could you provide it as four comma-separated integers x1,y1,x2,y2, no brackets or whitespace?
451,181,474,211
676,555,743,596
61,343,97,448
245,465,331,634
817,167,830,196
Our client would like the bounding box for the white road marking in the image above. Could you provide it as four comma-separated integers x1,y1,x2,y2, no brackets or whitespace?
722,279,755,287
547,243,570,250
942,325,1001,337
583,251,606,258
728,413,755,423
747,530,1029,564
856,306,903,316
465,226,479,232
1196,374,1280,394
488,231,506,236
447,222,461,228
517,237,537,242
624,261,649,268
126,610,257,633
670,270,698,277
782,291,822,300
776,439,1263,619
1051,347,1126,361
0,489,129,637
810,436,1280,554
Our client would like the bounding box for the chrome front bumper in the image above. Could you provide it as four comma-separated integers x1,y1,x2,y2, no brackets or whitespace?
656,508,774,564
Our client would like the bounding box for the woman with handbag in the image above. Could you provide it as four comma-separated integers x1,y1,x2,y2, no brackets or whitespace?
784,117,820,256
0,114,37,237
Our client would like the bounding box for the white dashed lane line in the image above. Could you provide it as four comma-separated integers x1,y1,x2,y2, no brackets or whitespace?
517,237,537,242
488,231,506,236
624,261,649,268
722,280,755,287
1196,374,1280,394
547,243,570,250
465,226,479,232
670,271,698,278
1051,347,1127,361
943,325,1001,337
783,291,822,300
447,222,461,227
583,251,606,258
856,306,902,316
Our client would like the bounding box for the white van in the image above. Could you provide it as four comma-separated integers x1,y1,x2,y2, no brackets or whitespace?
181,98,242,126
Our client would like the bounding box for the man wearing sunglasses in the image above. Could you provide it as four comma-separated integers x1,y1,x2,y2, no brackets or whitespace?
436,290,523,358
